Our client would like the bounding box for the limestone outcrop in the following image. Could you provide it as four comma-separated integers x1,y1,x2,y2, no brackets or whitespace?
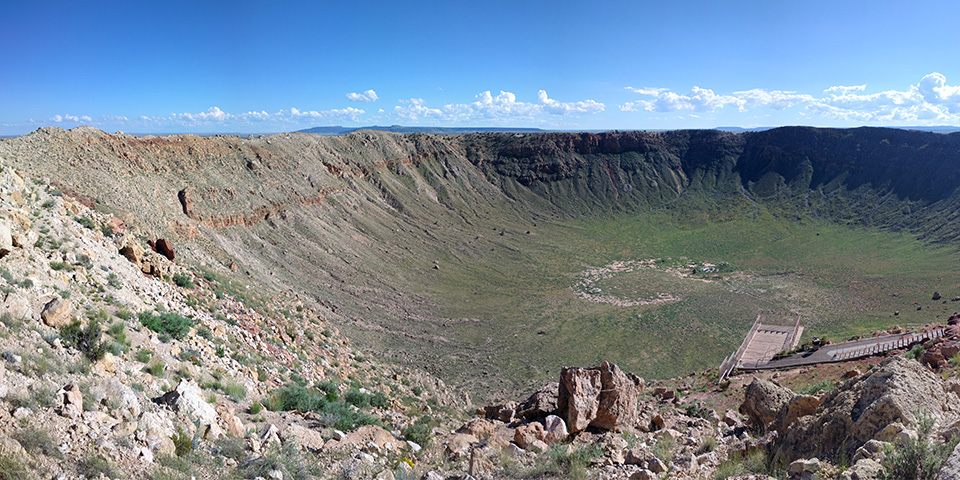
776,356,960,463
558,361,642,433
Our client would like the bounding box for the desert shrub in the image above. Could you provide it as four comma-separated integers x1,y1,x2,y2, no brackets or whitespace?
798,379,835,395
320,401,380,432
344,388,371,408
173,274,194,289
0,312,22,331
144,360,165,377
49,261,69,271
547,443,602,480
13,426,60,458
266,384,323,412
60,317,106,361
0,452,33,480
242,443,319,480
402,415,437,447
652,434,676,464
249,401,262,415
266,383,380,431
316,380,338,401
906,344,927,360
78,454,116,478
879,414,960,480
221,380,246,401
713,449,775,479
216,434,248,463
74,215,96,230
107,272,121,288
173,427,194,457
136,348,154,363
139,311,194,341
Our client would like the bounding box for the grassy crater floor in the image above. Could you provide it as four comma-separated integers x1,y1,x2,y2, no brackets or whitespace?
416,208,960,399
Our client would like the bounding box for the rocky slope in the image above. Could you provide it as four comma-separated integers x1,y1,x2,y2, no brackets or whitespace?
0,138,959,477
4,126,960,401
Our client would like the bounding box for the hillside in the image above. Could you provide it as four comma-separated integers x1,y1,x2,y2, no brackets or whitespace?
3,126,960,401
0,126,960,478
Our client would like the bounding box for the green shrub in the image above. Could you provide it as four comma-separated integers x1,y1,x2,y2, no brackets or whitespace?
880,414,960,480
713,449,775,480
798,379,835,395
547,443,602,480
107,272,121,289
221,380,246,401
316,380,338,401
60,317,106,361
74,216,96,230
173,274,194,289
78,454,115,478
906,344,927,360
402,416,437,447
266,384,323,412
136,348,154,363
173,427,193,457
249,401,262,415
144,360,164,377
139,311,194,341
49,261,69,271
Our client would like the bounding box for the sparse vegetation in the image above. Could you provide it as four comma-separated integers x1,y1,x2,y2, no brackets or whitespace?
139,311,194,341
60,317,106,361
879,414,960,480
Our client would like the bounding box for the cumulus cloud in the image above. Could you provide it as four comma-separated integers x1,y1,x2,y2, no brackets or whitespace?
394,90,604,123
538,90,605,115
346,90,379,102
824,85,866,94
621,72,960,124
51,114,92,123
620,86,742,112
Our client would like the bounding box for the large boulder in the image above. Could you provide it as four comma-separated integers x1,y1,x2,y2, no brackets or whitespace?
740,378,794,432
516,382,558,420
283,424,325,452
41,297,73,328
558,361,642,433
777,357,960,464
157,380,222,440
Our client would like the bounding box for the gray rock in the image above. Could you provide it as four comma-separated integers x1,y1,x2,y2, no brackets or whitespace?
939,442,960,480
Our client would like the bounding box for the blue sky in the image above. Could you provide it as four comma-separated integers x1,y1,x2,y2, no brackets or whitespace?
2,0,960,134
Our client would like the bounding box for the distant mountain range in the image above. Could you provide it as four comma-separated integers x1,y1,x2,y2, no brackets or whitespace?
296,125,547,135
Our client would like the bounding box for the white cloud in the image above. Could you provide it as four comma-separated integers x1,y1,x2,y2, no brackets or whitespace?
824,85,866,94
51,114,89,123
346,89,379,102
394,90,604,123
625,86,669,95
538,90,605,115
621,73,960,124
620,86,742,112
